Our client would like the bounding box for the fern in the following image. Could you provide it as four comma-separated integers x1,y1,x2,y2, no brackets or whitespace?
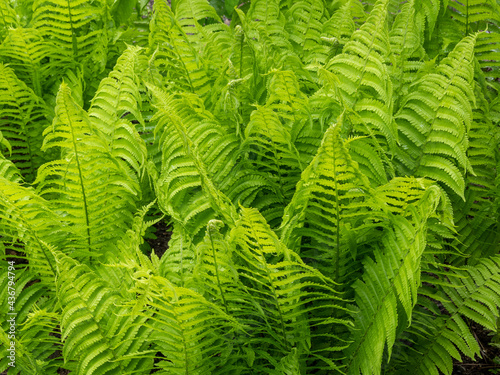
394,34,478,199
32,0,107,75
36,83,139,257
344,183,449,375
0,1,499,374
0,63,50,181
391,255,500,375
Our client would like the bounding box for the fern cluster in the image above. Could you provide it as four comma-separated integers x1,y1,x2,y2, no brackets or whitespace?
0,0,499,374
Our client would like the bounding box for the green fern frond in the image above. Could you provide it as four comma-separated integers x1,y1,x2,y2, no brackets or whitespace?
242,0,295,74
89,45,148,178
174,0,231,67
36,83,139,256
0,63,50,181
345,183,447,375
131,272,240,375
0,151,22,183
280,123,375,281
323,0,366,53
0,0,17,40
231,207,350,372
53,250,126,374
0,27,54,96
0,178,59,282
447,0,499,36
326,0,396,154
396,255,500,375
475,30,500,95
149,85,243,236
395,33,478,199
389,0,426,108
32,0,107,73
0,262,62,373
285,0,328,63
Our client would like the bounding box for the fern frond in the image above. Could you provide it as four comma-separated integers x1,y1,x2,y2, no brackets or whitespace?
389,0,426,108
0,63,50,181
280,123,375,281
0,0,17,41
0,178,59,282
285,0,328,63
174,0,231,66
0,262,61,373
0,27,53,96
36,83,139,257
53,250,126,374
326,0,395,153
447,0,499,36
0,151,22,183
149,85,243,237
231,207,350,372
32,0,107,73
323,0,366,53
89,45,148,178
395,34,478,199
396,255,500,375
131,272,240,374
345,183,448,375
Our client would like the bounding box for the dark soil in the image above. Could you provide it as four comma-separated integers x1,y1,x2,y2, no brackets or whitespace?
146,219,172,259
453,323,500,374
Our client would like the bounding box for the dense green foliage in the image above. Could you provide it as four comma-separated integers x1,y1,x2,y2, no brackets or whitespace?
0,0,499,374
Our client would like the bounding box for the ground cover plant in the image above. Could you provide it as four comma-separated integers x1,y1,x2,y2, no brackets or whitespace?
0,0,499,374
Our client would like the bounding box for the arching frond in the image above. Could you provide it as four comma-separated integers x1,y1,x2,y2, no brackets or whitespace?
0,28,54,96
36,83,139,257
344,183,449,375
396,255,500,375
394,34,477,199
285,0,328,63
231,207,350,372
280,123,375,281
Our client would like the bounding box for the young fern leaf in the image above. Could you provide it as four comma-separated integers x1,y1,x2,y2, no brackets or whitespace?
394,34,477,199
36,83,139,257
323,0,366,53
0,178,60,283
242,0,296,75
0,0,16,40
53,250,126,375
447,0,499,36
280,123,375,281
149,0,226,101
131,272,241,375
0,63,50,182
0,266,61,373
0,151,22,183
149,84,248,239
345,184,448,375
174,0,231,65
389,0,425,109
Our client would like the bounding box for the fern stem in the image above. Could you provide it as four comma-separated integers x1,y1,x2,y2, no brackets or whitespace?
64,101,92,251
208,227,229,315
66,0,78,58
466,0,469,35
333,134,341,283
